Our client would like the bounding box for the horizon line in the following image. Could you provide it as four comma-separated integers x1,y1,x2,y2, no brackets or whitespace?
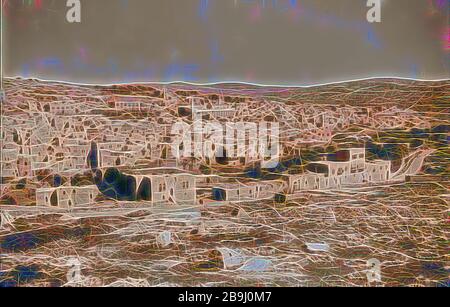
3,75,450,89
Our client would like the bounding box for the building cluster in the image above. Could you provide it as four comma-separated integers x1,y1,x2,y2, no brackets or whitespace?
0,79,429,209
282,149,391,196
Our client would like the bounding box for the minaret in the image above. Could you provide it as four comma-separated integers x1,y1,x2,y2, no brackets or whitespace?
191,96,196,121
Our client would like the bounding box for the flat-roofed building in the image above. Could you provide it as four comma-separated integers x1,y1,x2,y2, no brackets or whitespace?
212,181,284,202
36,185,99,208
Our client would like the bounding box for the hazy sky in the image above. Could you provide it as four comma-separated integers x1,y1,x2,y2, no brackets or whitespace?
2,0,449,85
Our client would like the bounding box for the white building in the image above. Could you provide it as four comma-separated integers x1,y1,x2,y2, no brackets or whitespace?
48,103,77,115
113,95,162,112
134,174,196,205
36,186,99,208
212,181,284,202
282,148,391,195
188,96,236,120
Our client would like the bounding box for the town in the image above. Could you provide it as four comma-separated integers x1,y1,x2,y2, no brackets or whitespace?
0,77,448,288
0,78,438,210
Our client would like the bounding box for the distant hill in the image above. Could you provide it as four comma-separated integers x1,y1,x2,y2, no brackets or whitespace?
4,77,449,109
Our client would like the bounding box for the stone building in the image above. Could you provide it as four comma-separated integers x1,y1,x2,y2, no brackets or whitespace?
36,185,99,208
212,181,284,202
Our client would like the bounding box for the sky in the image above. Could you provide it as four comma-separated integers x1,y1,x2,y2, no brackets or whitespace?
2,0,449,85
